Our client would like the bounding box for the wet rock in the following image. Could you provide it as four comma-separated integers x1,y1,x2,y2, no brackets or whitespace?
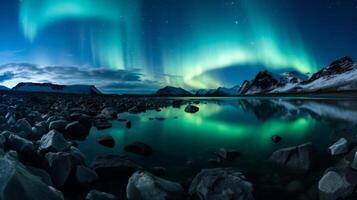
32,122,48,139
26,166,54,186
214,148,240,161
76,165,98,186
49,120,67,132
328,138,348,156
127,171,186,200
270,142,315,172
97,135,115,148
189,168,254,200
0,151,64,200
101,107,118,119
318,170,353,200
125,120,132,129
91,154,142,179
184,105,199,113
38,130,71,153
14,118,32,137
124,142,153,156
45,152,82,187
95,119,112,130
156,117,165,121
271,135,282,143
8,134,34,154
351,151,357,170
65,121,89,140
86,190,117,200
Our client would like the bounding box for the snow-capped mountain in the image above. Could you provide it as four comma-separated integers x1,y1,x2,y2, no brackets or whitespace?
0,85,10,91
156,86,192,95
12,82,102,95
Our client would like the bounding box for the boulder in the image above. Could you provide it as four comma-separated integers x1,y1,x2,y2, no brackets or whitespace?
184,105,199,113
0,151,64,200
127,171,186,200
328,138,348,156
271,135,282,143
38,130,71,153
76,166,98,186
351,151,357,170
26,166,54,186
189,168,254,200
86,190,117,200
45,152,82,187
48,120,67,132
91,154,141,179
124,142,153,156
101,107,118,119
318,171,353,200
32,122,48,139
14,118,32,137
270,142,315,172
65,121,89,140
8,134,34,154
97,135,115,148
214,148,240,161
125,120,132,129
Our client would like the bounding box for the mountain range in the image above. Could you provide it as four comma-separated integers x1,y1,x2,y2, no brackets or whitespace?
156,56,357,96
7,83,101,95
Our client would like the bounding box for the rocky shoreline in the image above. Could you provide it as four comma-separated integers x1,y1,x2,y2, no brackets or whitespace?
0,92,357,200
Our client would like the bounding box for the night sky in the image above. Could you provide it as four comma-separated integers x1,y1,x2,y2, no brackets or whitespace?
0,0,357,93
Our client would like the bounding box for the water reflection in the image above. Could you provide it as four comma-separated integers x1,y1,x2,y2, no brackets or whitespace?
79,98,357,173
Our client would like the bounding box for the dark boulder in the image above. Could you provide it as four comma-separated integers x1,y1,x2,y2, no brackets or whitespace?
97,135,115,148
38,130,71,153
124,142,153,156
85,190,117,200
127,171,186,200
184,105,199,113
213,148,240,161
270,142,315,172
65,121,90,140
189,168,254,200
76,165,98,186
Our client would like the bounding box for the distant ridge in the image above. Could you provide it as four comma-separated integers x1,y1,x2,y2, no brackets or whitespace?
0,85,10,91
156,86,192,96
12,82,102,95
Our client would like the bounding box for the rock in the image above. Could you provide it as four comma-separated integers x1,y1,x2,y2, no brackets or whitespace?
0,151,64,200
351,151,357,170
126,120,132,129
32,122,48,139
271,135,282,143
127,171,186,200
189,168,254,200
328,138,348,156
39,130,71,153
124,142,153,156
86,190,117,200
48,120,67,132
97,135,115,148
45,152,82,187
214,148,240,161
14,118,32,137
76,165,98,186
318,171,353,200
270,142,315,172
65,121,89,140
184,105,199,113
95,120,112,130
91,154,142,179
26,166,54,186
8,134,34,153
101,107,118,119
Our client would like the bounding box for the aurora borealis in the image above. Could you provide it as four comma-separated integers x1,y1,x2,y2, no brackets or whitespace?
1,0,357,92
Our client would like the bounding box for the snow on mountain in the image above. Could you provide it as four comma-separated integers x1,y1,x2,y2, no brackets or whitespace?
156,86,192,95
12,83,102,95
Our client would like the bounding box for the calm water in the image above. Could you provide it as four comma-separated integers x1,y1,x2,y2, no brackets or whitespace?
79,97,357,199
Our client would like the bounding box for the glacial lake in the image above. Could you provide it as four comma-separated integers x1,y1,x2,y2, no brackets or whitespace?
79,97,357,199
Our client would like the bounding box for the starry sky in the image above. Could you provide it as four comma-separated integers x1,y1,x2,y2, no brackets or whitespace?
0,0,356,93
